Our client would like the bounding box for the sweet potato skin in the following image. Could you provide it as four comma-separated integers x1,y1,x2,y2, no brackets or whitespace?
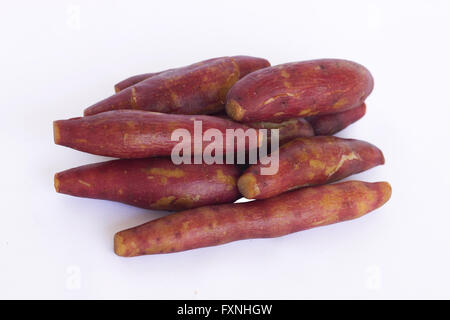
54,110,258,158
307,103,366,135
211,112,314,145
232,55,270,78
54,158,240,210
238,136,384,199
114,180,391,256
247,117,314,145
114,71,166,93
226,59,374,122
113,56,270,93
86,56,270,116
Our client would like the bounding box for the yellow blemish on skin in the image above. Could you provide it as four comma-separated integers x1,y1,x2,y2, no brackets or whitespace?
54,174,60,192
226,100,245,121
237,173,260,199
263,97,275,105
281,70,290,78
263,93,295,105
274,112,285,117
182,221,191,231
298,108,312,116
356,201,370,216
53,122,61,144
174,195,201,208
325,152,360,177
284,81,291,88
152,196,176,208
126,121,136,129
118,189,123,195
170,91,181,107
309,159,325,169
142,168,185,178
160,176,168,185
216,170,236,191
131,87,138,109
78,180,91,188
333,97,348,108
320,193,338,210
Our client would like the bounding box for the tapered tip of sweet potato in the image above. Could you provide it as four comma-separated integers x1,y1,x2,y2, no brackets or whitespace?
379,149,386,165
226,99,245,121
114,233,127,257
237,173,260,199
54,173,60,193
53,121,61,144
378,181,392,205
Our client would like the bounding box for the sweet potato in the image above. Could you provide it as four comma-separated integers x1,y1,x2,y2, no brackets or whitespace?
238,136,384,199
85,56,270,116
114,180,391,256
226,59,374,122
53,110,261,158
113,55,270,93
307,103,366,135
54,158,240,210
114,71,168,93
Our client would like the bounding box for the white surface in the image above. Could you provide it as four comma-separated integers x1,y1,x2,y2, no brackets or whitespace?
1,0,449,299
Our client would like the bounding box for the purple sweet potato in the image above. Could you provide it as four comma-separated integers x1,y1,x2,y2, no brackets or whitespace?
238,136,384,199
53,110,262,158
114,71,168,93
85,56,270,116
307,103,366,135
114,180,391,256
226,59,374,122
55,158,240,210
114,55,270,93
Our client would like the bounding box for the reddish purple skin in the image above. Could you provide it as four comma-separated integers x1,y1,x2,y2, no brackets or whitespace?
54,110,258,158
226,59,374,122
247,118,314,145
232,55,270,78
114,180,392,256
55,158,240,210
113,56,270,93
307,103,366,135
238,136,385,199
114,71,166,93
85,56,270,116
210,112,314,145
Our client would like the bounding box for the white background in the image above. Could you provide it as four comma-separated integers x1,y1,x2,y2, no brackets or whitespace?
1,0,449,299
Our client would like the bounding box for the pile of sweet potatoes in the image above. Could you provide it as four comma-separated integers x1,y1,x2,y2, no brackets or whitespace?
54,56,391,257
